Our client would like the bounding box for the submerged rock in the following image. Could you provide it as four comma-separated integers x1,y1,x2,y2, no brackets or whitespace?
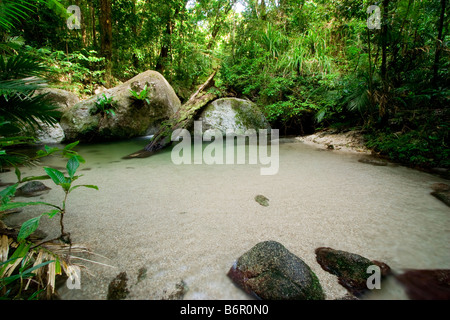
162,280,189,300
358,157,389,166
228,241,325,300
107,272,130,300
431,191,450,207
315,247,391,297
431,183,450,192
430,183,450,207
198,98,270,134
255,195,269,207
430,168,450,180
15,181,51,198
395,269,450,300
61,70,181,142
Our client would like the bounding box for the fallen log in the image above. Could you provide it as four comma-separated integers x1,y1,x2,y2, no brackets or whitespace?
124,71,218,159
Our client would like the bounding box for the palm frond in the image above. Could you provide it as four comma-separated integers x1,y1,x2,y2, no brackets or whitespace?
0,0,36,32
0,54,45,81
0,92,61,130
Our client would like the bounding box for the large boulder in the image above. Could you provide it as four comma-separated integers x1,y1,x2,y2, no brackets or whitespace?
35,121,66,144
228,241,325,300
30,89,80,144
198,98,270,134
38,88,80,113
60,71,181,142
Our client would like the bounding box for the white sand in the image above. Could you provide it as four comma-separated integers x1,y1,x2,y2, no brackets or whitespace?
2,140,449,300
296,130,371,154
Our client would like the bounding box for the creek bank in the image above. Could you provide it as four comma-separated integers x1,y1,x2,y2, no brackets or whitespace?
296,129,371,154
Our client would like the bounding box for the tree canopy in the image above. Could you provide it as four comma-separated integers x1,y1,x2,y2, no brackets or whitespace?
1,0,449,168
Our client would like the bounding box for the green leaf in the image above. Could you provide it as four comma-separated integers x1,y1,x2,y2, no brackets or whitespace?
21,175,51,183
60,182,72,192
14,166,21,182
0,201,58,211
44,167,67,185
18,216,41,241
0,183,18,205
42,209,60,218
22,260,54,277
2,260,54,286
0,242,30,277
64,141,79,151
66,156,80,179
69,184,99,193
44,145,59,155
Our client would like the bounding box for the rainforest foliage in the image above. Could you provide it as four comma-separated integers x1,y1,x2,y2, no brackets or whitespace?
1,0,449,169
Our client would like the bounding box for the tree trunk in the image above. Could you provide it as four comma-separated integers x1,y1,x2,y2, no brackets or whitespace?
260,0,267,20
380,0,390,82
90,3,97,48
207,0,235,50
156,16,172,74
75,0,86,47
433,0,446,84
99,0,113,87
124,71,219,159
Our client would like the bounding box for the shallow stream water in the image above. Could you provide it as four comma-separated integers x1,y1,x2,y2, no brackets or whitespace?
2,137,449,300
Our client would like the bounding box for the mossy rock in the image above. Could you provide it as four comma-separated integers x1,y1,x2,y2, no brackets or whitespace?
255,195,269,207
61,70,181,142
315,247,391,297
198,98,270,134
228,241,325,300
431,191,450,207
107,272,130,300
15,181,51,198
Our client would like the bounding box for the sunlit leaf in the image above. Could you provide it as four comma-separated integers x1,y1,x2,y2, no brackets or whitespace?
17,216,41,241
44,167,67,185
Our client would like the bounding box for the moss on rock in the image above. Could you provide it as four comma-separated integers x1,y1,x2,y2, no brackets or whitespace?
228,241,325,300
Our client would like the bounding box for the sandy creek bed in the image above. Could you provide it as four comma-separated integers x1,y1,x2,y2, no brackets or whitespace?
2,137,449,300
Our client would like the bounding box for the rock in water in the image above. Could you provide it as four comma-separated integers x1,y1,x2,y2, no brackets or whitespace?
430,183,450,207
163,280,189,300
15,181,51,198
107,272,130,300
198,98,271,134
228,241,325,300
315,247,391,297
255,195,269,207
395,269,450,300
61,70,181,142
431,191,450,207
358,157,388,166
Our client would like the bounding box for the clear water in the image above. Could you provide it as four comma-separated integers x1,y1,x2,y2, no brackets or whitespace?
3,138,449,300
